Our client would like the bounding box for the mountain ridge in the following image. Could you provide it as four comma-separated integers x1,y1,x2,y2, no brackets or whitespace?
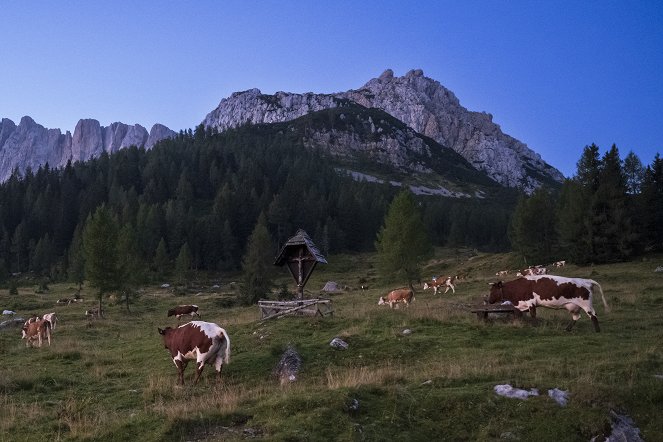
0,117,176,182
203,69,564,192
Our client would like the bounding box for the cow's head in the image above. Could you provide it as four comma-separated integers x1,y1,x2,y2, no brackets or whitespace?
423,282,429,290
377,297,385,305
485,281,504,304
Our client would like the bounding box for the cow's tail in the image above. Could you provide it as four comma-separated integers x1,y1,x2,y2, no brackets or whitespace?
592,281,610,313
219,328,231,365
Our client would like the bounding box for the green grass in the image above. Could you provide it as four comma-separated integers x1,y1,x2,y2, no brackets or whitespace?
1,250,662,441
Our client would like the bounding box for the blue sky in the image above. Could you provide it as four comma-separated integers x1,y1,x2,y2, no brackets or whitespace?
1,1,661,177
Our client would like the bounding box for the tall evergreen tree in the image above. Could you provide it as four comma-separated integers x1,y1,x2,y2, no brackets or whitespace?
558,144,602,264
174,242,192,288
623,150,645,195
509,188,559,265
239,213,274,305
592,145,636,261
375,190,433,287
153,237,170,280
83,204,121,317
641,154,663,250
67,225,85,291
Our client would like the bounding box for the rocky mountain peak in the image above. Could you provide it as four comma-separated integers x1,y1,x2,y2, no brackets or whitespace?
202,69,563,192
0,117,175,182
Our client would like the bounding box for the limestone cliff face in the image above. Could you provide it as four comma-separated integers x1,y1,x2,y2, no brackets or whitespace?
341,69,564,190
0,117,175,182
201,88,346,130
202,70,563,192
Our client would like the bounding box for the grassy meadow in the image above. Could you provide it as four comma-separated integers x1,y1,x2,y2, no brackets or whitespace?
1,249,662,441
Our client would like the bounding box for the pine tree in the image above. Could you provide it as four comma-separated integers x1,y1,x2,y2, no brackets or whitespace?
641,154,663,250
375,190,433,287
509,188,559,264
153,238,170,279
175,242,192,288
67,225,85,291
557,145,602,264
83,205,121,317
239,213,274,305
623,151,645,195
592,145,636,261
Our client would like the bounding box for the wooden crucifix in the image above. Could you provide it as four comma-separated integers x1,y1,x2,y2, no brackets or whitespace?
274,229,327,299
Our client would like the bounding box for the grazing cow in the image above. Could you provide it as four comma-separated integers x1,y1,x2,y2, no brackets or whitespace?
23,319,51,347
85,308,100,319
158,321,231,385
167,305,201,321
378,288,415,308
42,312,58,330
553,260,566,267
486,275,609,332
495,270,509,276
516,267,548,277
56,298,72,305
423,276,456,295
21,315,41,339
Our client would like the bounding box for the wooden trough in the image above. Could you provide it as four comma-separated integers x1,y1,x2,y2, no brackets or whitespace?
470,304,522,321
258,299,334,321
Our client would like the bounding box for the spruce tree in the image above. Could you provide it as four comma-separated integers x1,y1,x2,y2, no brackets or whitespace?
175,242,192,288
153,238,170,280
509,188,559,265
592,145,635,261
239,213,274,305
375,190,432,287
83,205,121,317
642,154,663,250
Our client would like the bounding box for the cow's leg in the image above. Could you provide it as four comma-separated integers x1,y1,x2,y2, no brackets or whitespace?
590,314,600,332
529,306,537,318
194,362,205,385
565,307,582,332
214,355,225,383
175,360,187,385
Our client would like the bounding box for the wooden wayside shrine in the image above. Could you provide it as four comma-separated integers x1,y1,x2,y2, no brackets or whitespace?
260,229,332,320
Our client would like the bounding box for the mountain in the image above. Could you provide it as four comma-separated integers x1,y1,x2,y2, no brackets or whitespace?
203,69,564,193
0,117,175,182
270,104,499,197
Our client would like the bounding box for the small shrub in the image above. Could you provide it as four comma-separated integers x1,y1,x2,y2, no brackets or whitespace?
8,280,18,296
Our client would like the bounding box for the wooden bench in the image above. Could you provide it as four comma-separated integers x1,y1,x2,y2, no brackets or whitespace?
470,304,522,321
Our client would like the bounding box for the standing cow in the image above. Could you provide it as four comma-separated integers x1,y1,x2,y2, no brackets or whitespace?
23,319,52,347
167,305,201,322
423,276,456,295
378,288,415,308
158,321,230,385
486,275,609,332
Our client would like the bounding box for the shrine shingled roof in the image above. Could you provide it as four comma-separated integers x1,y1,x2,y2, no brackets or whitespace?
274,229,328,266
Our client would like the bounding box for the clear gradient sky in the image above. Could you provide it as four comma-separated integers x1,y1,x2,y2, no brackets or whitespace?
1,1,661,177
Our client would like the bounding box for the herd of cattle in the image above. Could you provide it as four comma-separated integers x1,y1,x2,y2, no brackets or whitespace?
8,257,612,385
379,258,609,334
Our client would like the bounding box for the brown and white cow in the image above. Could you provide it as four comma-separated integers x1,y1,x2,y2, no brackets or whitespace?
423,276,456,295
553,260,566,267
495,270,509,276
378,288,415,308
486,275,609,332
158,321,231,385
42,312,57,330
516,267,548,277
23,319,51,347
167,304,201,321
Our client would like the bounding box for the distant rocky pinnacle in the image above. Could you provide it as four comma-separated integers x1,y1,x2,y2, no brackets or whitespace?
0,117,175,182
202,69,564,191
